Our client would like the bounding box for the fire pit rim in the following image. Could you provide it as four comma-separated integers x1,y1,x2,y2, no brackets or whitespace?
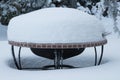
8,39,107,49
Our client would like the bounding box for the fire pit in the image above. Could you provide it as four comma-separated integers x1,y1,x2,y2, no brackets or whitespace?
8,8,107,70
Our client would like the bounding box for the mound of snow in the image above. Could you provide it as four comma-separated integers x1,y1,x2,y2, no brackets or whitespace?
8,8,105,43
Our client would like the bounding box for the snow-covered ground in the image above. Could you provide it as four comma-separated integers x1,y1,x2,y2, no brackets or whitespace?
0,17,120,80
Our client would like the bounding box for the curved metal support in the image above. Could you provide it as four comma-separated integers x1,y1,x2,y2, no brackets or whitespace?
18,47,22,69
98,45,104,65
94,45,104,66
94,47,97,66
11,46,20,69
11,46,22,70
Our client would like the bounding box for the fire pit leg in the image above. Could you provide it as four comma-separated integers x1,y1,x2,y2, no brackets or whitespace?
11,46,22,70
94,45,104,65
54,50,61,69
18,47,22,69
94,47,97,66
60,50,63,69
98,45,104,65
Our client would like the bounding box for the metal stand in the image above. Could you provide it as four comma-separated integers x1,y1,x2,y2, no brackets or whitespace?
94,45,104,65
98,45,104,65
11,45,104,70
54,50,63,69
11,46,22,70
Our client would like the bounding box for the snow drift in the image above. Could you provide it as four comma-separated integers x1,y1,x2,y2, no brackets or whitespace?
8,8,105,43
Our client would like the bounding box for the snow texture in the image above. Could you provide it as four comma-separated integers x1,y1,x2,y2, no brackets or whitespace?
8,8,105,43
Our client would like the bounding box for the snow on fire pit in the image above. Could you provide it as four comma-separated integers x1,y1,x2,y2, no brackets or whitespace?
8,8,106,44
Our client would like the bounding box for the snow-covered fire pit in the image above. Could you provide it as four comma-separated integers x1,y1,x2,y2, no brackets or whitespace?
8,8,107,70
